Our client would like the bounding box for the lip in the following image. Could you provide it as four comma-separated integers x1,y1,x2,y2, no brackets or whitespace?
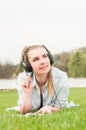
39,65,48,70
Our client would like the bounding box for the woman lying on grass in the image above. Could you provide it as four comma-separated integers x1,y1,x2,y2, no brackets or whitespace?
17,45,71,114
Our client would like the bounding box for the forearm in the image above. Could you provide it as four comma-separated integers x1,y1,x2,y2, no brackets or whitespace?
51,106,61,112
19,94,32,114
35,105,60,114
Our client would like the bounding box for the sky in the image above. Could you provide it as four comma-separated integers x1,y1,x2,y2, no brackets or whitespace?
0,0,86,65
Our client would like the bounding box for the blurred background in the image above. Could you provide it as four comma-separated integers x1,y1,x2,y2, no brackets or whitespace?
0,0,86,89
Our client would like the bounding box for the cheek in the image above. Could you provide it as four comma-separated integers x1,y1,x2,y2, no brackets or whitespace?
30,62,38,70
47,58,51,64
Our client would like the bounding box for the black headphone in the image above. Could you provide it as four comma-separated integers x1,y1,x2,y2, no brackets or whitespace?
20,45,54,72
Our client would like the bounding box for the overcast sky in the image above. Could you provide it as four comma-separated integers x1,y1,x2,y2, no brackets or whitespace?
0,0,86,64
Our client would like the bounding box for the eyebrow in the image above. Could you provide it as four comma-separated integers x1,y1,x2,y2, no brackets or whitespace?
31,53,48,60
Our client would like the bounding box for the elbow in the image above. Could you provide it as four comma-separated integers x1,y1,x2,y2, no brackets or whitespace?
19,106,32,114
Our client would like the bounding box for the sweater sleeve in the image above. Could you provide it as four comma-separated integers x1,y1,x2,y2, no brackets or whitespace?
50,72,71,108
17,72,26,106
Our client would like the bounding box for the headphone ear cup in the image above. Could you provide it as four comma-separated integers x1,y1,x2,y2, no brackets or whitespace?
47,53,54,65
21,61,33,72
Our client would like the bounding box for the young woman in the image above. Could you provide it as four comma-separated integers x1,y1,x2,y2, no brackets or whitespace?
17,45,71,114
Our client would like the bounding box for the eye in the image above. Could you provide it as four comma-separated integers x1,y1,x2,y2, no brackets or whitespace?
43,53,48,58
33,57,39,62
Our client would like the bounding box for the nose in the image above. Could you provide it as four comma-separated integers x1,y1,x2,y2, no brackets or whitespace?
39,58,45,64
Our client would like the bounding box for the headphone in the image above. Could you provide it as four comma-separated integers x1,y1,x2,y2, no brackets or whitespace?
21,45,54,72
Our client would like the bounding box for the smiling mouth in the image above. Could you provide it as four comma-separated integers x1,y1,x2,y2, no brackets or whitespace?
40,65,48,70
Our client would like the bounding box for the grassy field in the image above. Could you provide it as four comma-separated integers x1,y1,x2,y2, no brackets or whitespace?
0,88,86,130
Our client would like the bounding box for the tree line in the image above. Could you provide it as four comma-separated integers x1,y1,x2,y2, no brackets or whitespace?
0,47,86,79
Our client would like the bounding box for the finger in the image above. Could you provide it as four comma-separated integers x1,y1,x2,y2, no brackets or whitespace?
35,109,42,114
27,76,32,82
44,109,52,114
35,108,52,114
22,82,28,88
25,79,30,87
52,107,60,112
23,77,32,88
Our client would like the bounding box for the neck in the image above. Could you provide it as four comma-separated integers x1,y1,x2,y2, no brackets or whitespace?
35,73,48,88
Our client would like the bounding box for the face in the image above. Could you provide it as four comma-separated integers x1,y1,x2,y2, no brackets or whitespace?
27,47,51,75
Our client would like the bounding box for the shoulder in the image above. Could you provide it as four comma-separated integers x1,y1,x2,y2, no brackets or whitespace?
51,67,67,78
51,67,70,88
18,71,33,79
17,71,33,84
18,71,26,80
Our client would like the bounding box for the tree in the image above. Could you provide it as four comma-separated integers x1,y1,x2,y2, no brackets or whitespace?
0,62,16,79
68,50,86,77
53,52,71,72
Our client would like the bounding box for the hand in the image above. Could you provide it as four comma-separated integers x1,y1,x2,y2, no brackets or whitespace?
35,105,60,114
22,76,33,94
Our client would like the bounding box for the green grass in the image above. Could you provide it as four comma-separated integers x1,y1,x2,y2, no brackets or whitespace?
0,88,86,130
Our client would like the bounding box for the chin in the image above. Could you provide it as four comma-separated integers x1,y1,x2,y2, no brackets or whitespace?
41,67,50,74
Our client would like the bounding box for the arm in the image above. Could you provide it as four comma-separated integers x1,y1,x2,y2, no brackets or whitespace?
18,73,33,114
20,92,32,114
35,105,60,114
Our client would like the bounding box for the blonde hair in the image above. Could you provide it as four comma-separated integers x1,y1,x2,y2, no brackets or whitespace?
48,70,53,96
